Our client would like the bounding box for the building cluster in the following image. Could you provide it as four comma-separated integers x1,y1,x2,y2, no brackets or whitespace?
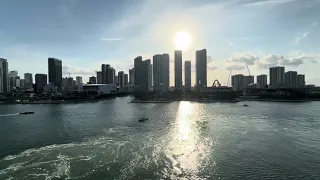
0,50,309,95
231,66,306,91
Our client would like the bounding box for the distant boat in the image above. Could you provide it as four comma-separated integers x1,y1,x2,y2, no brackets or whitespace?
242,104,249,107
139,117,148,122
20,112,34,115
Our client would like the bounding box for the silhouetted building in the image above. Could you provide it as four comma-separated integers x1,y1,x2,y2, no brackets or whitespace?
184,61,191,89
108,67,115,84
297,74,305,86
153,54,170,92
244,75,254,87
174,50,183,90
24,73,33,88
97,71,102,84
231,74,245,91
129,68,134,85
196,49,207,88
257,74,267,88
35,74,47,93
0,58,9,93
134,56,152,92
285,71,298,87
101,64,110,84
48,57,62,92
88,76,96,84
118,71,125,87
124,74,128,85
269,66,285,86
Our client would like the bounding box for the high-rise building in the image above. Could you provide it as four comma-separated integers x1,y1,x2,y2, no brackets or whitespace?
35,74,47,93
118,71,125,87
285,71,298,87
108,67,115,84
76,76,82,85
257,74,267,88
196,49,207,88
297,74,305,86
88,76,96,84
124,74,128,85
8,70,19,89
67,77,74,90
97,71,102,84
24,73,33,88
129,68,134,85
269,66,285,86
0,58,9,93
231,74,245,91
244,76,254,87
184,61,191,89
48,57,62,91
174,50,183,90
134,56,143,86
153,54,170,92
101,64,110,84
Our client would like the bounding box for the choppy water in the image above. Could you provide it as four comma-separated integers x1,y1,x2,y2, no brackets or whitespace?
0,97,320,180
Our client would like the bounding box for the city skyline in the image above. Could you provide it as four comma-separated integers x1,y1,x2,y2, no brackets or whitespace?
1,0,320,85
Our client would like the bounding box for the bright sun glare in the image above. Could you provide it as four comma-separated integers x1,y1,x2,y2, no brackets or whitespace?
174,31,192,51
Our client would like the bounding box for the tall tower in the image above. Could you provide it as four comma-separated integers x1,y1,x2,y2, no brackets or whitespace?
48,57,62,92
196,49,207,88
174,50,182,90
184,61,191,89
0,58,9,93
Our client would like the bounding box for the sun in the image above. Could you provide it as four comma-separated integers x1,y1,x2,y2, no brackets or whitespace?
174,31,192,51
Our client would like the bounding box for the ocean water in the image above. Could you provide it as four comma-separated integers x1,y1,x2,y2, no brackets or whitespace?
0,97,319,180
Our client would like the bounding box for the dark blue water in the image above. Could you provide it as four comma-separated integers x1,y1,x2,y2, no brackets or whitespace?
0,97,320,179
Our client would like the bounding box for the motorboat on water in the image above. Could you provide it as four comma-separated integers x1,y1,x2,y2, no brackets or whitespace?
242,104,249,107
139,117,148,122
20,112,34,115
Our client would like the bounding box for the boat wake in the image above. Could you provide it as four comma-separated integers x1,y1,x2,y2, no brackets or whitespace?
0,113,19,117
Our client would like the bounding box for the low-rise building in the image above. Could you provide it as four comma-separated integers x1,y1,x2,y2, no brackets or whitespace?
79,84,117,95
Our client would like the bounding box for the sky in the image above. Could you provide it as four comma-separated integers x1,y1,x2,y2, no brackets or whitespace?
0,0,320,85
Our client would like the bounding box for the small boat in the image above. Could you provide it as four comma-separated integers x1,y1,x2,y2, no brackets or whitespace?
242,104,249,107
138,117,148,122
20,112,34,115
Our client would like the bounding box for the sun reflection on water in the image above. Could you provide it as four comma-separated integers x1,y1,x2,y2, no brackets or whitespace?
164,101,212,177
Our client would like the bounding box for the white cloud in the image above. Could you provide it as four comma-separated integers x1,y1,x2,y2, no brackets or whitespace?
292,32,309,45
62,65,95,76
227,54,259,65
226,64,246,71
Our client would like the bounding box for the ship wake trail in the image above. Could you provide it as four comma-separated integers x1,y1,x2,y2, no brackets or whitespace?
0,113,19,117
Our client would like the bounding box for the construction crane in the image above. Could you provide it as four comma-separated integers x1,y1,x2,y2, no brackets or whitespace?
227,69,232,87
245,64,251,76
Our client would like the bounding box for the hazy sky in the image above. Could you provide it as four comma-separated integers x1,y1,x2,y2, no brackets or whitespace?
1,0,319,85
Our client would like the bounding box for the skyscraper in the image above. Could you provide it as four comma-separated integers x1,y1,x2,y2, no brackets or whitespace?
244,76,254,87
196,49,207,88
184,61,191,89
134,56,143,87
297,74,306,86
129,68,134,85
35,74,47,93
153,54,170,92
257,74,267,88
89,76,96,84
231,74,245,91
97,71,102,84
269,66,285,86
108,67,115,84
48,57,62,91
124,74,128,85
24,73,33,88
285,71,298,87
0,58,9,93
76,76,83,85
118,71,125,87
8,70,18,89
174,50,182,90
101,64,110,84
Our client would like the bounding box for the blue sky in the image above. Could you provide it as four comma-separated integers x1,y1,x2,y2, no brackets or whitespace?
0,0,319,85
